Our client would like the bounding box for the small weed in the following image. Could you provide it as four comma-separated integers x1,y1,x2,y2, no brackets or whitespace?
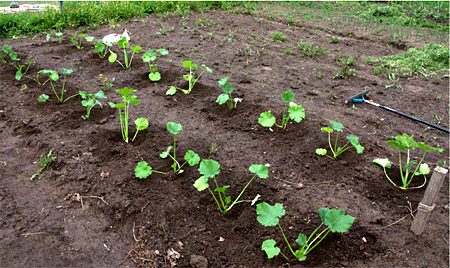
316,71,325,80
283,47,294,55
330,35,340,43
195,17,213,27
156,26,175,36
271,32,288,42
333,56,357,79
31,150,56,181
297,41,326,58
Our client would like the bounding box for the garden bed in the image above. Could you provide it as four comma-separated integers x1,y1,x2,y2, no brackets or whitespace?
0,10,448,267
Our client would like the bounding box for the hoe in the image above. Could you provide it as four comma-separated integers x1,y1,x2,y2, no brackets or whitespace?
346,87,450,134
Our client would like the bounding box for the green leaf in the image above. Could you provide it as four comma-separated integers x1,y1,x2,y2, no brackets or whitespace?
256,202,285,227
166,86,177,95
329,120,344,132
142,50,157,62
94,90,106,99
108,51,117,63
193,176,209,191
15,69,22,80
218,76,229,87
39,70,59,81
159,146,173,158
135,161,153,179
201,64,212,73
415,163,430,176
215,185,230,194
116,87,135,96
183,60,195,69
281,89,295,103
258,111,276,128
132,45,142,53
85,36,95,42
216,93,230,105
95,41,106,53
157,48,169,55
319,208,331,222
373,158,392,169
117,37,129,48
249,164,269,179
295,233,308,246
321,127,333,134
288,103,305,123
261,239,280,259
38,94,49,103
134,118,149,131
346,135,364,154
416,142,444,153
387,134,417,151
184,150,201,166
320,208,355,233
149,72,161,81
59,68,73,75
167,121,182,135
198,159,221,178
315,148,327,156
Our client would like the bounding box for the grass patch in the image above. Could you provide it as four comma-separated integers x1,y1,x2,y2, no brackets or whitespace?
271,31,288,42
333,56,357,79
366,44,449,77
297,40,326,58
0,1,255,39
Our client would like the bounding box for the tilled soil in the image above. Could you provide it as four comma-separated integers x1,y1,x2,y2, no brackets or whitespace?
0,10,448,268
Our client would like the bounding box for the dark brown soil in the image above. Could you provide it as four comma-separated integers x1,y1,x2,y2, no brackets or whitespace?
0,10,448,268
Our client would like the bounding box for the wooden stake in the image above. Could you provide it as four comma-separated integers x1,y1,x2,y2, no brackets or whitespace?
411,167,448,235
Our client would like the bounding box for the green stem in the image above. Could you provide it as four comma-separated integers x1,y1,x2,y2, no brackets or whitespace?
173,137,177,171
131,129,139,142
328,132,335,158
305,228,331,254
224,175,257,212
214,179,226,210
279,251,290,261
63,93,79,103
398,151,404,186
208,187,224,213
278,223,296,257
61,76,66,101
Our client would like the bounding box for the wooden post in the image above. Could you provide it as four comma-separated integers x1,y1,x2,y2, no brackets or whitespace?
411,167,448,235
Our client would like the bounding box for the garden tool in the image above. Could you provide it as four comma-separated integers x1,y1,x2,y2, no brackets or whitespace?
346,87,450,133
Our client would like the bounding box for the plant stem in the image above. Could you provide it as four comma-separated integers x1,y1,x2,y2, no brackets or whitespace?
63,93,79,103
398,151,404,187
213,179,226,210
328,132,335,158
208,187,224,213
173,137,177,171
278,223,296,257
305,228,331,254
225,175,257,212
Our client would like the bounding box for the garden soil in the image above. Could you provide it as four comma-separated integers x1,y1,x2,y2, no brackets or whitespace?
0,11,448,268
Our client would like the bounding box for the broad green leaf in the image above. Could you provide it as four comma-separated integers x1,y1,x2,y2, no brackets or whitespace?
256,202,285,227
166,86,177,95
321,208,355,233
193,176,209,191
142,50,157,62
295,233,308,247
216,93,230,105
134,118,149,131
149,72,161,81
184,150,201,166
215,185,230,193
417,142,444,153
373,158,392,169
319,208,330,223
167,122,182,135
261,239,280,259
249,164,269,179
132,45,142,53
81,98,95,107
59,68,73,75
108,51,117,63
94,90,106,99
117,87,135,96
321,127,333,134
387,134,417,151
39,70,59,81
258,111,276,128
85,36,95,42
329,120,344,132
346,135,364,154
288,103,305,123
157,48,169,55
183,60,194,69
95,41,106,53
415,163,430,176
38,94,49,103
218,77,229,87
15,69,22,80
128,95,140,105
281,89,295,103
159,146,173,158
198,159,221,178
135,161,153,179
117,37,129,48
315,148,327,156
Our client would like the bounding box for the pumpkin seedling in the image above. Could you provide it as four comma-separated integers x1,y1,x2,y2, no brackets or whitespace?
70,33,95,49
108,37,142,69
38,68,75,103
142,48,169,81
1,44,35,81
216,77,242,110
258,89,305,130
108,87,148,143
37,94,50,103
257,202,355,262
373,134,444,190
31,150,56,181
193,159,268,213
46,31,64,44
166,60,212,95
79,90,106,120
316,120,364,159
95,41,110,59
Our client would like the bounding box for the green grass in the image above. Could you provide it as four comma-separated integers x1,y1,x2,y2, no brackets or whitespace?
271,31,288,42
0,1,255,39
297,40,326,58
366,44,449,77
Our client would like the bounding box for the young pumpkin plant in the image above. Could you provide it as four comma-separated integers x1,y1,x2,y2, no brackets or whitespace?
373,134,443,190
216,77,242,110
108,37,142,69
38,68,75,103
315,120,364,159
108,87,148,143
134,121,201,179
142,48,169,81
79,90,106,120
166,60,212,95
193,159,268,213
1,44,35,81
95,41,110,59
70,33,95,49
257,202,355,262
258,89,305,129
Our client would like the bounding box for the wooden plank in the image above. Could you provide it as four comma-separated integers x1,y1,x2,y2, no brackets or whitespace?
411,167,448,235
